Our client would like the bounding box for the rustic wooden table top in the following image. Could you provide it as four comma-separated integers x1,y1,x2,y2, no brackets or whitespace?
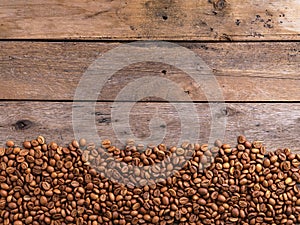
0,0,299,152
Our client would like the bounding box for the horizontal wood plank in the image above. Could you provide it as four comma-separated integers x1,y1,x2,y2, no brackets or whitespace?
0,102,299,153
0,42,299,101
0,0,299,40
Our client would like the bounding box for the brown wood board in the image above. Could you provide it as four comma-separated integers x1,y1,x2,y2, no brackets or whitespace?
0,42,299,101
0,102,299,152
0,0,299,40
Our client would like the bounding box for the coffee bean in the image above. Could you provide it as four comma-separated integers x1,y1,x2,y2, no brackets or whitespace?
238,135,246,144
232,208,239,217
179,197,189,205
169,188,176,197
40,196,48,205
8,202,17,209
101,139,111,148
162,196,169,205
198,198,206,205
198,188,208,195
217,194,226,202
240,178,248,185
285,177,293,185
152,216,159,223
132,203,140,210
143,214,151,221
6,140,14,147
0,183,9,190
41,182,51,191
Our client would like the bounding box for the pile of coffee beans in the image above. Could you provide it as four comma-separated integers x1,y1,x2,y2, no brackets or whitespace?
0,136,300,225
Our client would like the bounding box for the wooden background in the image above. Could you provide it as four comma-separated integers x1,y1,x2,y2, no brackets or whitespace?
0,0,299,152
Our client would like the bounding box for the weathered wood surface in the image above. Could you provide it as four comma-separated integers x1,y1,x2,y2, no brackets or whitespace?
0,102,299,152
0,42,299,101
0,0,299,40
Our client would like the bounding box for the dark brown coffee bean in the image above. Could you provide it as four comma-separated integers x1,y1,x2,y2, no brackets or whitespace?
162,196,169,205
217,194,226,202
40,196,48,205
8,202,17,209
198,188,208,195
0,183,9,190
232,208,239,217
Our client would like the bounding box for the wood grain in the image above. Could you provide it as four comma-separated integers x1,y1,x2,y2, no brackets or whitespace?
0,42,299,101
0,102,299,152
0,0,299,40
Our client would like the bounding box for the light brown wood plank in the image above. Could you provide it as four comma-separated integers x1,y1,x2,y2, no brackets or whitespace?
0,42,299,101
0,102,299,152
0,0,299,40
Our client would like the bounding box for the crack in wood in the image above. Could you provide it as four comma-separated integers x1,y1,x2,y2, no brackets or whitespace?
85,9,110,19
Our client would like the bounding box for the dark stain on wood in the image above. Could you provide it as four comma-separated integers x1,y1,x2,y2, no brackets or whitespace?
220,106,238,117
97,117,112,124
213,0,227,10
13,120,34,130
209,0,229,16
161,70,167,75
144,0,185,25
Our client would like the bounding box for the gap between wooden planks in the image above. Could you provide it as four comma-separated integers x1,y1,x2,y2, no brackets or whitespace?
0,102,299,152
0,0,299,40
0,42,299,101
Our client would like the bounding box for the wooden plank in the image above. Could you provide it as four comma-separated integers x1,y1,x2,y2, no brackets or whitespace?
0,101,299,152
0,0,299,40
0,42,299,101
